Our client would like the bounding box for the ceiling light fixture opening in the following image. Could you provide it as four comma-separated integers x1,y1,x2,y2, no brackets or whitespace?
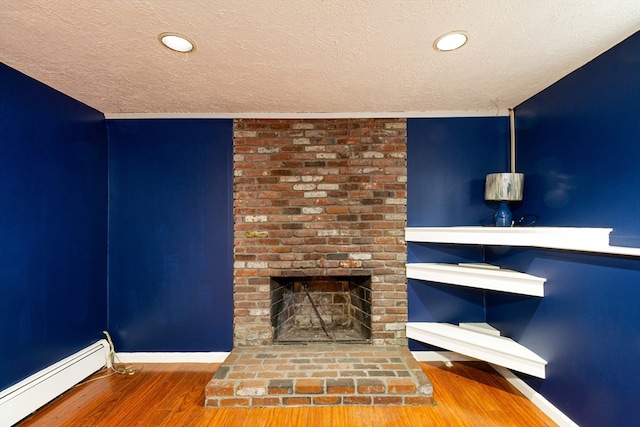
159,33,195,53
433,31,468,51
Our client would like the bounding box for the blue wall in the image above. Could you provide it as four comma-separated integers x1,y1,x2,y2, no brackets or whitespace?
485,248,640,427
0,64,108,389
107,119,234,352
514,32,640,248
406,117,508,351
406,31,640,426
407,117,510,228
1,63,235,391
487,31,640,427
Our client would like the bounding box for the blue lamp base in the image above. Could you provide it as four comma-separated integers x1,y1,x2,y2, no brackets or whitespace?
494,201,512,227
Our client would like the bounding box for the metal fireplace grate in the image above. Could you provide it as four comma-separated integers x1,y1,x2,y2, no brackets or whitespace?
270,275,372,344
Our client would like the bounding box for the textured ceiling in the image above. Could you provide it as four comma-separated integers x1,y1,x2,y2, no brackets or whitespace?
1,0,639,115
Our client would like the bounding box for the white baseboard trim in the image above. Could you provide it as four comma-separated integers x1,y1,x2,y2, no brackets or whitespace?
0,339,109,427
115,352,230,364
490,365,578,427
4,347,574,426
411,351,577,427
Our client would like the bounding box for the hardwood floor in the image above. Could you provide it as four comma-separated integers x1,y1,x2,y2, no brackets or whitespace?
17,361,558,426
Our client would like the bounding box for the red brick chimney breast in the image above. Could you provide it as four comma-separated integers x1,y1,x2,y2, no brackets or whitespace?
233,118,407,347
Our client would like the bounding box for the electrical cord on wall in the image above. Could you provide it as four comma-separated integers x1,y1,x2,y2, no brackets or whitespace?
103,330,139,375
73,331,140,387
481,213,539,227
514,214,538,227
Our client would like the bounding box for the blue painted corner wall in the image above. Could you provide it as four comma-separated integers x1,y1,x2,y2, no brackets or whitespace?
491,30,640,427
1,63,234,391
485,248,640,427
406,117,508,350
0,63,108,389
107,119,234,352
514,31,640,248
407,31,640,426
406,117,510,228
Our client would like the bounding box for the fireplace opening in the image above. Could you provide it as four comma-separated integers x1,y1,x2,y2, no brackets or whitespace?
270,275,372,344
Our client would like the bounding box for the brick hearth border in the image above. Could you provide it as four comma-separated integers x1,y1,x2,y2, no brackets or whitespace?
205,344,433,407
233,118,408,347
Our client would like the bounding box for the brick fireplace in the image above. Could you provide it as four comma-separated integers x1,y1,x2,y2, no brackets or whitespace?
205,119,433,408
233,118,407,347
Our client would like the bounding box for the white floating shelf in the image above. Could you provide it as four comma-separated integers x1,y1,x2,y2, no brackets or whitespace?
407,263,545,297
459,322,501,336
405,226,640,257
407,322,547,378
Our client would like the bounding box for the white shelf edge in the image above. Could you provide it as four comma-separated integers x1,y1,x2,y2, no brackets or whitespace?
407,263,545,297
406,322,547,378
405,226,640,257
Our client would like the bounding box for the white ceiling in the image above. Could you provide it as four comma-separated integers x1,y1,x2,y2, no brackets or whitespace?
1,0,639,116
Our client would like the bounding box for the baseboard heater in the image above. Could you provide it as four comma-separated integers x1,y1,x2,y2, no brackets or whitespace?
0,339,109,427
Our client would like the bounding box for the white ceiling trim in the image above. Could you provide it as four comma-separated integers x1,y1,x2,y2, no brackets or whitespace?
104,110,509,120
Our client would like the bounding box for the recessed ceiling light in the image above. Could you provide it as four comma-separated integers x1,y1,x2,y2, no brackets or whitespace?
433,31,468,51
159,33,195,53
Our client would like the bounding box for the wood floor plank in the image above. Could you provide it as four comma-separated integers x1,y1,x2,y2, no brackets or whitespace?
280,406,309,426
305,406,349,427
127,368,193,426
92,366,173,426
16,361,559,427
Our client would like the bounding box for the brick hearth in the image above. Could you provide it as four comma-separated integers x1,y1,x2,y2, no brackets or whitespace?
205,344,433,407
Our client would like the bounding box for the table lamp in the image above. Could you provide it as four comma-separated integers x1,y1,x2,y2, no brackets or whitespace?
485,172,524,226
